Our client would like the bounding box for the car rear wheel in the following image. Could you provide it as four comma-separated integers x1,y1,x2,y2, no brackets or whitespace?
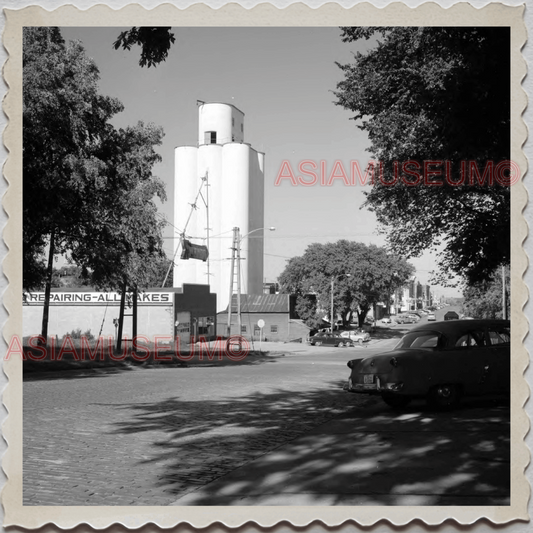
381,392,411,408
427,384,462,409
338,341,345,347
315,341,322,346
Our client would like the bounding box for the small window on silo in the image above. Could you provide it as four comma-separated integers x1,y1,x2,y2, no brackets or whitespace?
205,131,217,144
232,117,235,126
240,124,243,132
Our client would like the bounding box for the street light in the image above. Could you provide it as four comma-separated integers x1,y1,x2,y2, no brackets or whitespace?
331,273,351,334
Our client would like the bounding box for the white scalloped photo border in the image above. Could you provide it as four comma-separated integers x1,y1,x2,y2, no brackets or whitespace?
2,2,529,529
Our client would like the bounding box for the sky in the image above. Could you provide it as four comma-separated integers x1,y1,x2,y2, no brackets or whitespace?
60,26,460,298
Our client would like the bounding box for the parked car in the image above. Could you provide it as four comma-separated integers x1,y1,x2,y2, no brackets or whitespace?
307,332,354,347
381,316,392,324
444,311,460,321
345,319,510,409
427,313,436,321
396,315,417,324
340,329,370,345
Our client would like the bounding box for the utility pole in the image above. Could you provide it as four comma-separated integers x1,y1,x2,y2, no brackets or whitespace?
236,228,242,339
330,277,335,334
226,227,238,337
502,265,507,320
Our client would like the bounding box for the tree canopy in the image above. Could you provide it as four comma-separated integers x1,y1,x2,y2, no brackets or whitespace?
23,27,168,295
278,240,414,327
334,27,510,286
462,268,509,319
113,27,175,68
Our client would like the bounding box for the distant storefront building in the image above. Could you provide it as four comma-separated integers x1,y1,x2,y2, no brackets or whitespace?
217,294,310,343
23,284,216,344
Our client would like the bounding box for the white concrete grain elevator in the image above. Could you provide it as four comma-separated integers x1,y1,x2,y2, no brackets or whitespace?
174,103,265,312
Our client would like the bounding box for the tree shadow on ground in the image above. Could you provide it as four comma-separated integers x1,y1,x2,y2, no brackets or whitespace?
106,382,510,506
23,362,137,381
23,351,280,381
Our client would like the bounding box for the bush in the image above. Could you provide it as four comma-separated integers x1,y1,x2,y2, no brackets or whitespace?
62,329,95,342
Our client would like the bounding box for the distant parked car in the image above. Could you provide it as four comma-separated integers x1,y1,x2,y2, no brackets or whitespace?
345,319,510,409
444,311,460,321
381,316,392,324
307,332,354,347
340,329,370,345
396,315,416,324
427,313,436,321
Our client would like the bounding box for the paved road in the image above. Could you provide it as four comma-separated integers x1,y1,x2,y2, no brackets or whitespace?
23,343,377,505
23,331,509,506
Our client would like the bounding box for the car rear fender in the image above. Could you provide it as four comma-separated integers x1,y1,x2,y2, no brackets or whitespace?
355,350,437,395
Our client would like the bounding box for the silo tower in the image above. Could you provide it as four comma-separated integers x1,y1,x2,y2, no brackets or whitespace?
174,103,265,313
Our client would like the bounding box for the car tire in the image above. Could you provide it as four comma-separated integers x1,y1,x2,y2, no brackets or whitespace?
338,341,346,347
358,339,363,345
381,392,411,408
315,341,322,346
427,384,462,409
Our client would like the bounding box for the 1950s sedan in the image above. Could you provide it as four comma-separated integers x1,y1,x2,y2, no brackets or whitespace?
345,319,510,409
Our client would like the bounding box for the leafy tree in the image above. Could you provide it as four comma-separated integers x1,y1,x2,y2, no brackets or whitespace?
278,240,414,327
462,267,509,319
68,121,167,291
113,27,175,67
23,27,123,291
23,27,168,340
334,27,510,286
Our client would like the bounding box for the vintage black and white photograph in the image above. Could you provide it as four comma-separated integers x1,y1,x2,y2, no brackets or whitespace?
2,1,529,529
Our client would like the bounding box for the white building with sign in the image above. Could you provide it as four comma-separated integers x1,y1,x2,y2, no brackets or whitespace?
23,285,216,343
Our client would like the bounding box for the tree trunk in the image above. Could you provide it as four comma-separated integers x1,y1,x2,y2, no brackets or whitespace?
40,228,55,344
116,282,127,353
132,287,138,342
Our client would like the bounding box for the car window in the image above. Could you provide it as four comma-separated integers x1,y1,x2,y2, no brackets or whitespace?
394,331,442,350
455,330,486,348
487,327,510,346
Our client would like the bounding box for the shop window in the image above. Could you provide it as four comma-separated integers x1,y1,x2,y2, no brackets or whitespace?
241,325,247,333
271,325,278,333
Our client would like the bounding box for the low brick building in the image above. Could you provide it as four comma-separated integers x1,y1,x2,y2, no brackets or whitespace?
217,294,310,343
